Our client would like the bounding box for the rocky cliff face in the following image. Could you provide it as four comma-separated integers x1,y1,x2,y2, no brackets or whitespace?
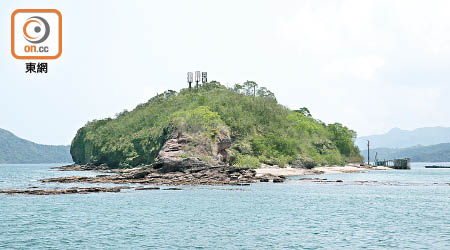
154,131,232,172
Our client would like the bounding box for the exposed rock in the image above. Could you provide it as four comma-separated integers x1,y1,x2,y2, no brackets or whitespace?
42,176,92,183
272,177,285,183
154,130,234,172
135,187,160,190
0,186,131,195
130,170,151,179
298,178,345,183
290,156,317,169
217,135,232,152
41,164,281,186
52,163,111,172
45,130,285,187
257,173,286,183
299,177,327,181
217,133,232,163
153,133,217,173
154,157,213,173
156,137,186,161
49,130,281,187
233,183,251,186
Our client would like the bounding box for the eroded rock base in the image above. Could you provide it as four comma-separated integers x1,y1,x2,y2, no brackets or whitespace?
43,164,285,186
0,186,131,195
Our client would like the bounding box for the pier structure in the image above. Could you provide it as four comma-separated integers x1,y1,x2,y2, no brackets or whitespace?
374,158,410,169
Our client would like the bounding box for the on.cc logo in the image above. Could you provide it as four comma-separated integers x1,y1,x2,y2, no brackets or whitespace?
23,16,50,44
11,9,62,60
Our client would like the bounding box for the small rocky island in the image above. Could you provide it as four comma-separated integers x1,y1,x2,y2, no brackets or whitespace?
1,82,366,195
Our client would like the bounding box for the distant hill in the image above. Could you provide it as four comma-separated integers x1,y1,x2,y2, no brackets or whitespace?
0,128,72,164
360,143,450,162
355,127,450,149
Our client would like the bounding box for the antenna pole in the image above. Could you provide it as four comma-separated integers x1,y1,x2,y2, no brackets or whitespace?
195,71,200,90
187,72,193,90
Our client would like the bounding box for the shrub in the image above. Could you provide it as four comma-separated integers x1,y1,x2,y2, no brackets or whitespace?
233,155,261,168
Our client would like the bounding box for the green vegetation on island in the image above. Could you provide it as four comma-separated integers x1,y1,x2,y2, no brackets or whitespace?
71,81,362,168
0,128,72,164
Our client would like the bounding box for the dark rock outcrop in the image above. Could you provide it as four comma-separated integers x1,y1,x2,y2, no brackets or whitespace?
0,186,131,195
53,163,110,171
217,135,232,163
272,176,286,183
41,164,275,186
290,156,317,169
135,186,160,190
256,173,286,183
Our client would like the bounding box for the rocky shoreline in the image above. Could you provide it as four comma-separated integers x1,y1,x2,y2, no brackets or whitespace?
37,131,287,187
44,163,286,186
0,163,287,195
0,163,393,195
0,186,131,195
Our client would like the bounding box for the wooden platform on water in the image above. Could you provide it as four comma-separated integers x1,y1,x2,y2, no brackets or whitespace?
375,158,411,169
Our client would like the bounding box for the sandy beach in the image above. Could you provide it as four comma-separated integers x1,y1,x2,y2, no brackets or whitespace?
255,164,391,177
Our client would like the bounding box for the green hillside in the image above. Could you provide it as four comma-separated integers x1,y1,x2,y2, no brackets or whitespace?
71,81,362,168
361,143,450,162
0,128,72,164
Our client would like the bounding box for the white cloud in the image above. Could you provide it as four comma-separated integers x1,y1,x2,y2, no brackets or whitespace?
279,1,380,55
322,56,384,80
391,0,450,55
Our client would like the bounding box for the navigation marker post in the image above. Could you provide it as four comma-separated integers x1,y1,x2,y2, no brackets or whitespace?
367,140,370,165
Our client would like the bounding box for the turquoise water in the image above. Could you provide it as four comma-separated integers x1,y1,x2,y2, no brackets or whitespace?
1,163,450,249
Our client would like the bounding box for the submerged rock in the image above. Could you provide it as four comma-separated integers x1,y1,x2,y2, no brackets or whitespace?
163,187,183,190
257,173,286,183
135,187,160,190
272,177,285,183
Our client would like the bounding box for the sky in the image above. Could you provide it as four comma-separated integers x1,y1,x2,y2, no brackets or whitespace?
1,0,450,145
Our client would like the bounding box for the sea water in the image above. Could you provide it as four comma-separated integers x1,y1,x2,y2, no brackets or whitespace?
1,163,449,249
